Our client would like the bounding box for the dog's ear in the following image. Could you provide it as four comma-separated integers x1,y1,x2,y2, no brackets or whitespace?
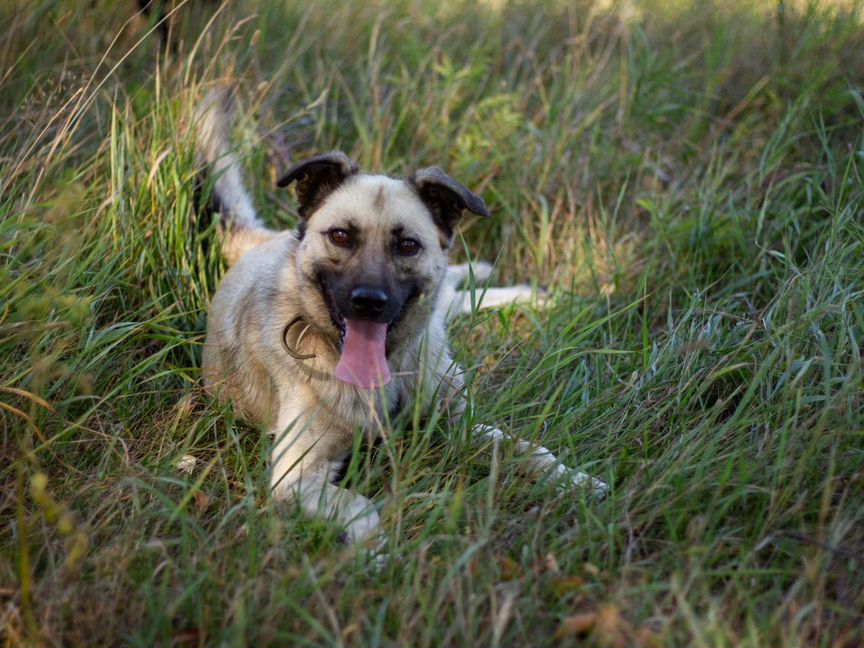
277,151,358,218
409,167,490,239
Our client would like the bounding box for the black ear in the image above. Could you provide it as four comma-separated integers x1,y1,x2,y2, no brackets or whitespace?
276,151,358,218
409,166,491,239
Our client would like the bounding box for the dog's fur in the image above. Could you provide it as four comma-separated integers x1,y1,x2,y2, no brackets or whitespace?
196,89,605,543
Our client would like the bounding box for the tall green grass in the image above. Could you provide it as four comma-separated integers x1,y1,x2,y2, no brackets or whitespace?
1,0,863,645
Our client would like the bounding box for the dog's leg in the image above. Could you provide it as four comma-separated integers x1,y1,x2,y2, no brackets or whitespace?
445,261,494,287
471,424,607,498
441,260,543,318
269,405,380,543
443,260,546,317
447,285,540,316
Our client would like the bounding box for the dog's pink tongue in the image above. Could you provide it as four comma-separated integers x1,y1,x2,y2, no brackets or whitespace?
335,320,391,389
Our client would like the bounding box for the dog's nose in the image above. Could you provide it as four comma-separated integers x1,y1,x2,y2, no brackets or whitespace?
349,286,389,317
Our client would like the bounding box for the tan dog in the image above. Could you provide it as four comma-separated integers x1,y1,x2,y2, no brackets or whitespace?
196,90,606,544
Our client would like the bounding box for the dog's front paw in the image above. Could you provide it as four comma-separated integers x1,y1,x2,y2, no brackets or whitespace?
337,502,381,545
356,536,391,572
562,469,608,500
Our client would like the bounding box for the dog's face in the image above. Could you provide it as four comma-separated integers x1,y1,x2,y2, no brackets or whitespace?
278,152,489,389
300,175,446,332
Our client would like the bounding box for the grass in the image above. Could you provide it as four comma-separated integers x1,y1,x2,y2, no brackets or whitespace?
2,0,863,645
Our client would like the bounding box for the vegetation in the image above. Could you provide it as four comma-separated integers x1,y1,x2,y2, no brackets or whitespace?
1,0,862,645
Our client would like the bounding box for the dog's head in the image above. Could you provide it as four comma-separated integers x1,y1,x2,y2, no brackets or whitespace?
277,151,489,389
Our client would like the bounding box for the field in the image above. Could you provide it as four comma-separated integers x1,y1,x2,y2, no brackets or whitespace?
2,0,863,645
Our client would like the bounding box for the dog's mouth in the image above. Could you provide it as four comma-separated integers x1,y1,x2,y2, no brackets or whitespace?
318,276,347,342
318,276,395,390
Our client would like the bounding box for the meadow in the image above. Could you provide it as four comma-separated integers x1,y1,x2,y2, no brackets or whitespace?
1,0,863,645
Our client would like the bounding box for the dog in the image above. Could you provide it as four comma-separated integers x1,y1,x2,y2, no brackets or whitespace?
195,89,606,544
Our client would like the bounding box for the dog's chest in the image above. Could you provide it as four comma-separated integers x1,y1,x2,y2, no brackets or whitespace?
314,375,407,437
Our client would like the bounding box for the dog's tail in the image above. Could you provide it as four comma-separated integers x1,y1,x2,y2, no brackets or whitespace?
195,88,276,266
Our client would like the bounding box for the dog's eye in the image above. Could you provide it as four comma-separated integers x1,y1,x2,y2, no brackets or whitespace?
328,229,352,248
396,238,421,256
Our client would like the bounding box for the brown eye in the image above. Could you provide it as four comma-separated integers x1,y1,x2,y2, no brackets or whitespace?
328,228,352,248
397,238,421,256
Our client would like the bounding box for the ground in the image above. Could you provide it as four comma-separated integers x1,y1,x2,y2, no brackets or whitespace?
1,0,863,646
